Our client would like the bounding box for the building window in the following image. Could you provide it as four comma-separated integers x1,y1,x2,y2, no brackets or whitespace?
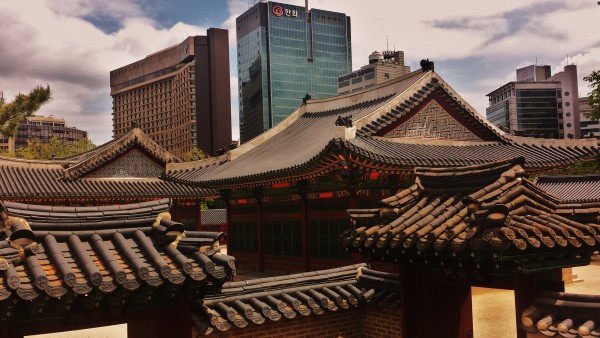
565,101,570,107
264,220,302,256
384,73,390,79
566,112,571,117
564,91,570,96
310,219,351,260
566,123,572,128
351,77,362,84
230,221,258,253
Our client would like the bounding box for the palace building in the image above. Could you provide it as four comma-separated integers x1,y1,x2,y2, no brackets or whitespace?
3,62,600,338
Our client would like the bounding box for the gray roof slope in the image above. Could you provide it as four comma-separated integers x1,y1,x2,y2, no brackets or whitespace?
346,137,598,169
193,264,400,335
535,175,600,203
0,158,214,201
167,70,429,183
168,93,399,184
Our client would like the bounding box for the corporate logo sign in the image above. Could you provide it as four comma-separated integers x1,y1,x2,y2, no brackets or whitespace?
272,5,299,17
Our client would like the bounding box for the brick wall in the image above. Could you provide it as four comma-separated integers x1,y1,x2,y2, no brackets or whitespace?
194,308,402,338
362,309,402,338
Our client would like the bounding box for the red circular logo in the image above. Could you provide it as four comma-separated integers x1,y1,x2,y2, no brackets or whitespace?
272,5,283,16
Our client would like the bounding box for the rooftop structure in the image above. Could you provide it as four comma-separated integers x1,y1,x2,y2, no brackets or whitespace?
110,30,232,157
337,50,412,95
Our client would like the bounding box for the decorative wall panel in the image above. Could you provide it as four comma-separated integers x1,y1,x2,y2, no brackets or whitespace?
383,100,480,140
85,149,164,178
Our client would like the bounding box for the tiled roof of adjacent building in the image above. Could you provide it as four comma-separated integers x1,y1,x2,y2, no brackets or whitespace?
535,175,600,203
344,137,596,169
0,158,213,202
166,69,599,189
192,264,399,335
521,291,600,337
0,128,216,202
342,158,600,274
58,128,180,180
0,199,235,304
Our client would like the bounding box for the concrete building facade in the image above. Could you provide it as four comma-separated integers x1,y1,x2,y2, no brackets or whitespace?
486,64,580,139
0,115,88,151
580,97,600,139
337,50,411,95
236,1,352,143
110,29,231,158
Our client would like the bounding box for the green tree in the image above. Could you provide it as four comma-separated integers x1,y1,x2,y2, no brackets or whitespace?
13,137,96,160
0,85,51,137
183,146,206,162
584,70,600,121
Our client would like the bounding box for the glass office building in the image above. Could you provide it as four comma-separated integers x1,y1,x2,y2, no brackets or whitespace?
236,1,352,143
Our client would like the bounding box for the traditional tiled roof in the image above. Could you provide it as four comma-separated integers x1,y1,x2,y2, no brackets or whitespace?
344,137,597,170
166,69,599,189
521,292,600,337
535,175,600,203
0,157,214,202
0,199,235,304
167,93,399,187
192,264,399,335
60,128,179,180
342,158,600,274
201,209,227,226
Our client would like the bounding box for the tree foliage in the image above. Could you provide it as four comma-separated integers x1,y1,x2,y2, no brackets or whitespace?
183,146,206,162
584,70,600,121
0,85,51,137
0,137,96,160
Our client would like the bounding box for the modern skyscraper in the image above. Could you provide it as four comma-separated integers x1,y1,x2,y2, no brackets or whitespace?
110,29,231,158
486,64,580,139
236,1,352,143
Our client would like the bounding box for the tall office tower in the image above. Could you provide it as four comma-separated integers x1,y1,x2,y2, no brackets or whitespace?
236,1,352,143
110,29,231,158
486,64,580,139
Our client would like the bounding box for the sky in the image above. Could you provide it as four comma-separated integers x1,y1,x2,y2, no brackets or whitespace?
1,0,599,144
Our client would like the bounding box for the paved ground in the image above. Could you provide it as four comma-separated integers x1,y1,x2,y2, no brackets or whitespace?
473,260,600,338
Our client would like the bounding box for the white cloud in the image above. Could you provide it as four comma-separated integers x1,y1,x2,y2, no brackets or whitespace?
0,0,207,144
2,0,600,144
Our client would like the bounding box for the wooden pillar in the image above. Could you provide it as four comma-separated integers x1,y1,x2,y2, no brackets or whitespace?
514,270,564,338
301,195,309,271
253,188,264,272
399,264,419,338
172,202,180,222
196,200,202,231
157,298,192,338
418,271,473,338
0,322,21,338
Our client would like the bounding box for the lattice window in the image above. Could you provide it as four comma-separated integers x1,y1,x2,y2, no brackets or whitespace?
85,149,164,178
383,100,480,140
